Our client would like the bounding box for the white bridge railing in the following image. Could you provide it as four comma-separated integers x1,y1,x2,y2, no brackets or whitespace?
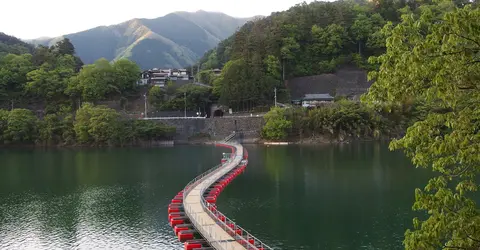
182,141,273,250
143,116,206,120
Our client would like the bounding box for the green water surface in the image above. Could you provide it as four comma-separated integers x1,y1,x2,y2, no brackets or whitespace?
0,142,430,249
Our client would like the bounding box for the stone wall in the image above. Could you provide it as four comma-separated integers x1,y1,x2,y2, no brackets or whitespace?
155,116,264,142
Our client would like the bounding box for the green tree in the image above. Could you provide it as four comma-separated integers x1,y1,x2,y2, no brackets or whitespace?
51,38,75,56
148,86,166,109
197,70,216,85
32,45,55,67
262,107,292,140
112,58,140,99
202,51,219,70
364,3,480,249
37,106,75,145
0,109,8,142
350,13,385,56
264,55,281,81
4,109,37,144
218,59,249,107
0,54,34,109
133,120,175,141
73,103,120,145
67,58,117,104
26,54,76,111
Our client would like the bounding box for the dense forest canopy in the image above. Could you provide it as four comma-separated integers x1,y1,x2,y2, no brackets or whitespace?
0,32,34,58
193,0,478,109
193,0,409,108
0,37,175,146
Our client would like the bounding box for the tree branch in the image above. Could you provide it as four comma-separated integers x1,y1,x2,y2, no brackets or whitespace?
451,32,480,48
443,244,467,250
466,60,480,65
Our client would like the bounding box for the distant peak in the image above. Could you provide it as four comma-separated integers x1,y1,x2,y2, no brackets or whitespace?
174,10,225,15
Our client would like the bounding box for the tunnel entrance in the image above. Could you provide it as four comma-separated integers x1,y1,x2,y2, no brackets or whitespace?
213,109,224,117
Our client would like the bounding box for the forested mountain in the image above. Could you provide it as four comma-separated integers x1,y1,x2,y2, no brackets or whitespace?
0,32,34,58
30,11,253,69
195,0,442,108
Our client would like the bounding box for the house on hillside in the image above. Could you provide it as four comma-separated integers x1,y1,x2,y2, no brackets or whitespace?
301,94,334,108
212,69,222,76
137,68,193,87
137,70,151,85
151,71,168,87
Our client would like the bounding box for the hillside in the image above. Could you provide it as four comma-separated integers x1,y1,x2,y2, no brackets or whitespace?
30,11,252,69
0,32,34,58
195,0,416,108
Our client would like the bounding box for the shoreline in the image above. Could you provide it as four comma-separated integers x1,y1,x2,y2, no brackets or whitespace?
0,136,395,149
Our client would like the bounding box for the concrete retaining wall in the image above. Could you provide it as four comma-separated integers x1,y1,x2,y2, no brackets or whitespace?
155,117,264,142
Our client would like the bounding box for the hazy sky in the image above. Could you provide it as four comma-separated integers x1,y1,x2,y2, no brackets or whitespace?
0,0,315,39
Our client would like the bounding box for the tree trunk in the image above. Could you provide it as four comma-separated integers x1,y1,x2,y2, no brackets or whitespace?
10,100,14,110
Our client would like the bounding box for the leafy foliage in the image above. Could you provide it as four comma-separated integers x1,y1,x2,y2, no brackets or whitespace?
0,54,34,108
3,109,37,144
67,58,140,106
262,107,292,140
72,103,175,146
150,83,212,112
74,103,121,145
26,54,76,111
0,32,34,58
262,100,428,141
197,0,408,108
0,36,172,146
197,70,217,85
363,2,480,249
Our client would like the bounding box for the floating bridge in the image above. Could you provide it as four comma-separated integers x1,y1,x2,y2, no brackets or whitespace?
167,133,272,250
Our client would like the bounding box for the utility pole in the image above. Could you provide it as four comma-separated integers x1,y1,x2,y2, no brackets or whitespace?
191,65,194,82
274,87,277,107
184,92,187,118
144,94,148,118
196,64,200,83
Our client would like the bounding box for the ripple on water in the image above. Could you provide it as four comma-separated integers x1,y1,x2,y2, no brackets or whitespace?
0,185,183,250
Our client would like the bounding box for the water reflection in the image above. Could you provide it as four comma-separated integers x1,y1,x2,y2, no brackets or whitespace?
0,146,224,250
216,142,431,250
0,143,431,250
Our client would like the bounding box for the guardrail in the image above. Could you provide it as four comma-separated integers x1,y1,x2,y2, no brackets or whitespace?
143,116,206,120
223,132,236,143
199,161,273,250
182,142,273,250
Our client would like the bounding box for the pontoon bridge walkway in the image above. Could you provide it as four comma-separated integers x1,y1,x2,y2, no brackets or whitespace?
184,143,246,249
167,133,272,250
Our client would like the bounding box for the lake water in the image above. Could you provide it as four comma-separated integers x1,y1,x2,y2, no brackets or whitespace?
0,143,431,249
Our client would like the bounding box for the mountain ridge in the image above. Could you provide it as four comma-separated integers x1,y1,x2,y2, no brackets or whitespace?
29,11,257,69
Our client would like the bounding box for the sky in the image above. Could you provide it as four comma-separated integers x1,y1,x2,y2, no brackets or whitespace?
0,0,315,39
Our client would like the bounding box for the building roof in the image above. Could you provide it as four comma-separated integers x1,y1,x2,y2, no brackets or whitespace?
302,93,334,101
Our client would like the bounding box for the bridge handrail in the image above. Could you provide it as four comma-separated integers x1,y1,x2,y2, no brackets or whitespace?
184,143,272,250
221,131,237,143
199,160,274,250
182,135,273,250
